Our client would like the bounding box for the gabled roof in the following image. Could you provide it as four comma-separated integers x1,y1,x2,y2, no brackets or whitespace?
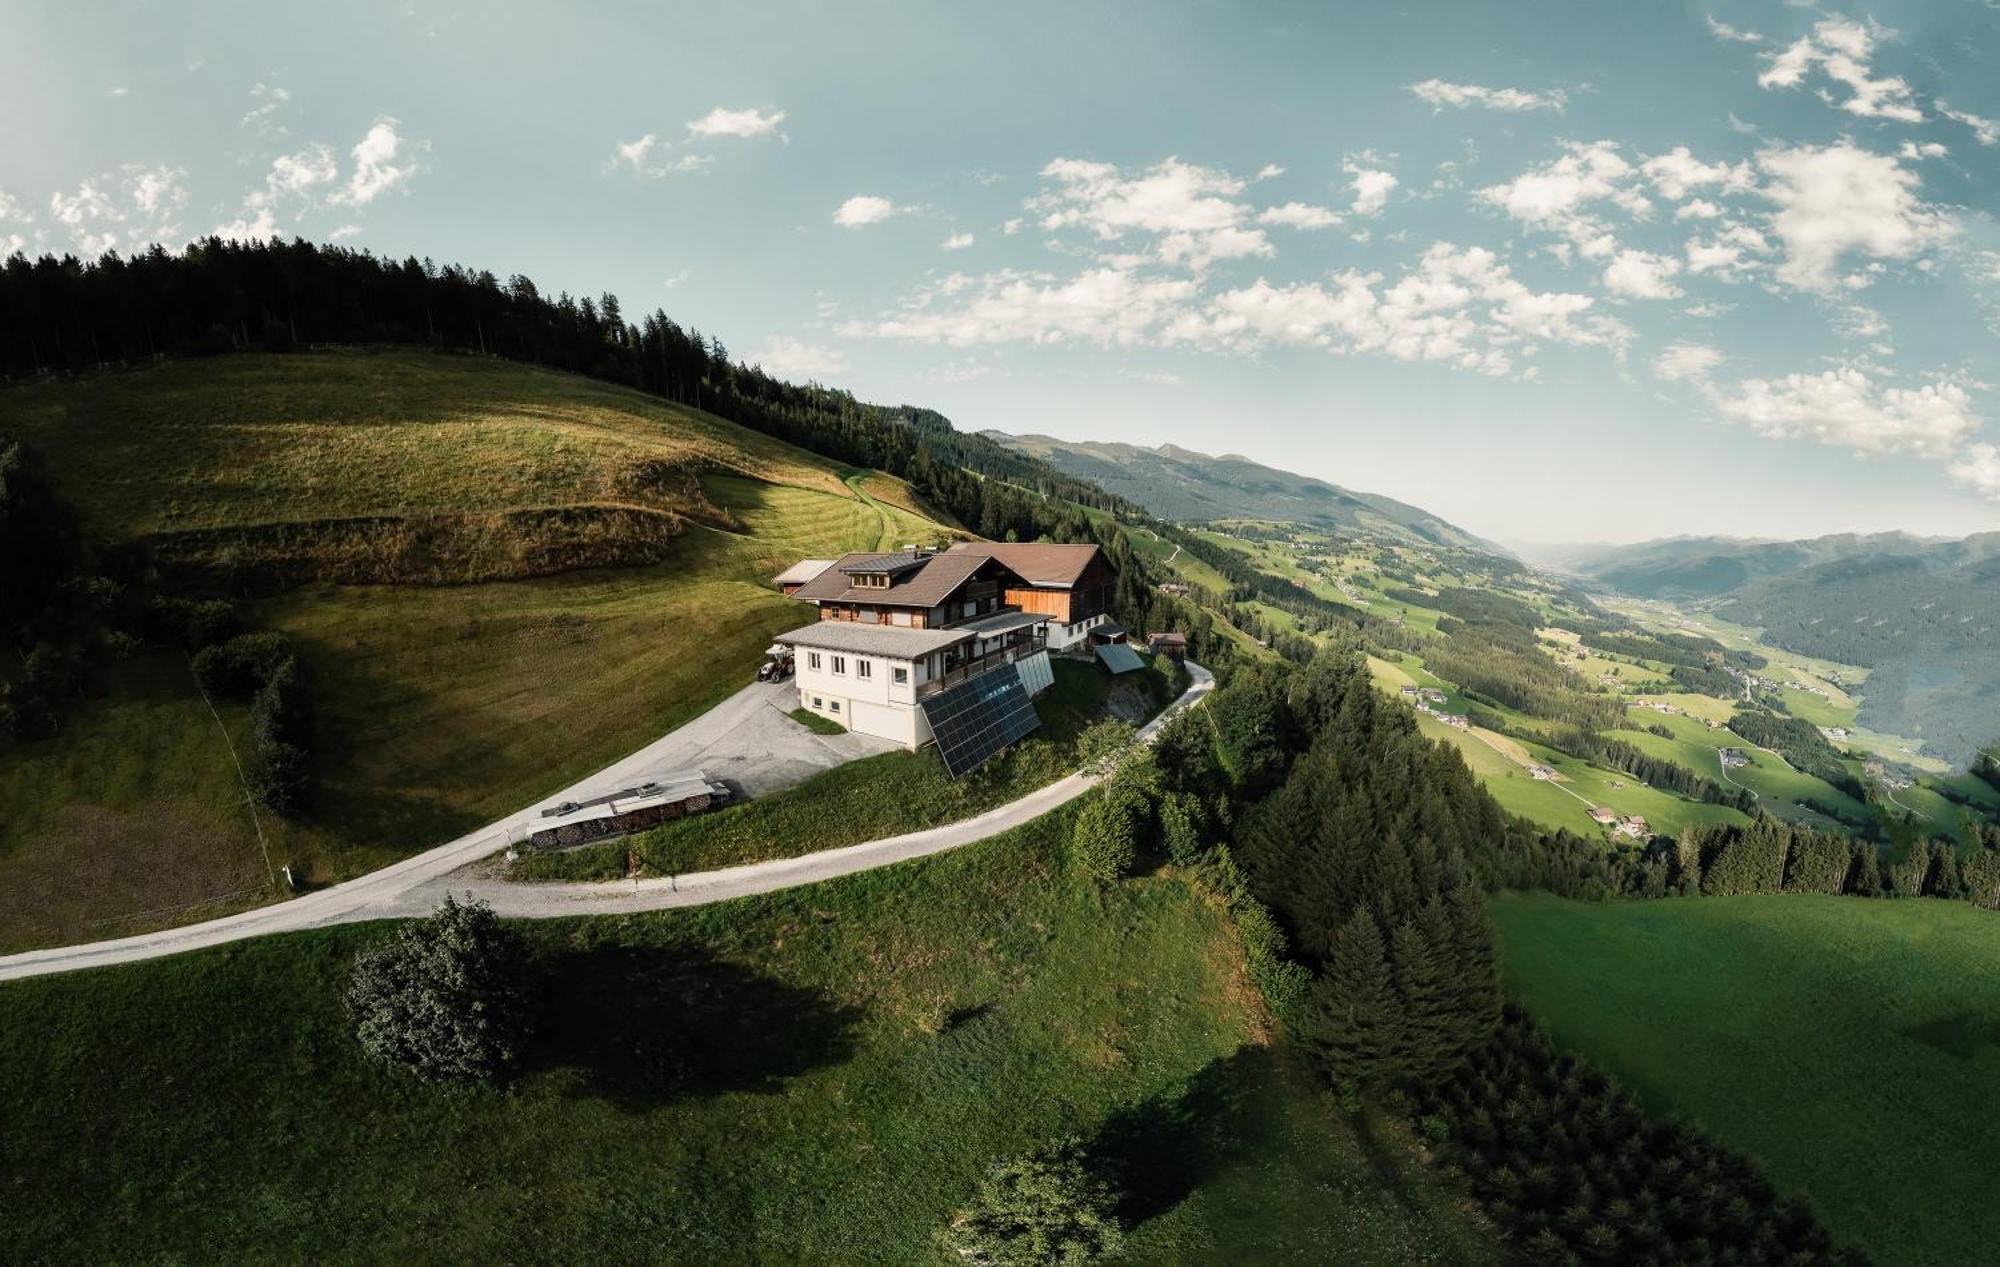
772,558,837,587
839,550,931,576
788,549,1018,609
945,541,1102,587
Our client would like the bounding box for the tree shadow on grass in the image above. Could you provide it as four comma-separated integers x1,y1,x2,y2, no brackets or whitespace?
1086,1046,1273,1228
529,944,862,1113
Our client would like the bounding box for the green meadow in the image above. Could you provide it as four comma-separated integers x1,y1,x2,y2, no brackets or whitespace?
1492,891,2000,1267
0,817,1495,1265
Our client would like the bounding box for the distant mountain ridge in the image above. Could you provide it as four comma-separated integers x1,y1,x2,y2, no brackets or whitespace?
1534,530,2000,766
1528,532,2000,600
984,431,1500,551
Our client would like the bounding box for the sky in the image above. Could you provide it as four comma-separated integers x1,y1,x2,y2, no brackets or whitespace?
4,0,1999,547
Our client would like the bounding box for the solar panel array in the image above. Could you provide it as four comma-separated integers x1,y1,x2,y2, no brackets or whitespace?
922,664,1042,778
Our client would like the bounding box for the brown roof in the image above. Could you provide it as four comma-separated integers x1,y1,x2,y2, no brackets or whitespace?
787,549,1013,609
945,541,1102,587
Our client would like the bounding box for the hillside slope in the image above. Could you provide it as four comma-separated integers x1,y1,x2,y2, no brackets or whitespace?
0,816,1497,1263
0,350,957,947
987,431,1497,550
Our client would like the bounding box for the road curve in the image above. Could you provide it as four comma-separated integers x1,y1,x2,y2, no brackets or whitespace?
0,662,1212,982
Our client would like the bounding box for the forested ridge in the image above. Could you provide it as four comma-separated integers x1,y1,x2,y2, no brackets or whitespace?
1136,643,1864,1263
0,238,1141,544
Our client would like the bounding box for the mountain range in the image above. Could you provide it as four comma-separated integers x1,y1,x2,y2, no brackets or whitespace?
983,431,1499,552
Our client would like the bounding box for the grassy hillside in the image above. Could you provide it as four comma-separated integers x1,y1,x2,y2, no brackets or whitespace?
1492,892,2000,1266
0,817,1495,1264
0,350,958,946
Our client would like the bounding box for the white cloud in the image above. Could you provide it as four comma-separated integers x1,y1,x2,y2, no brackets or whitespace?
1408,79,1566,112
1676,199,1724,220
1603,248,1684,298
1950,443,2000,499
49,164,187,254
1640,146,1755,201
1256,201,1342,229
267,145,338,197
755,335,847,379
1654,342,1723,381
850,267,1199,347
1898,140,1947,160
1344,159,1398,217
1706,16,1764,44
1001,217,1023,235
1707,365,1980,457
329,223,362,241
686,105,786,139
941,231,975,250
1176,242,1629,374
1254,163,1285,180
1757,141,1951,292
833,195,898,227
240,82,290,133
1757,18,1923,123
1939,103,1999,147
330,118,419,206
1480,141,1643,255
1029,155,1275,269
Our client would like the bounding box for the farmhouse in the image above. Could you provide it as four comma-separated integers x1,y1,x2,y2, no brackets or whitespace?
1614,815,1649,838
1148,631,1187,661
1590,806,1617,825
775,541,1114,758
1529,764,1557,781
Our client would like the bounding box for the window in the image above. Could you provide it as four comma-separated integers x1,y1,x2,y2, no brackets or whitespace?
831,655,847,675
856,659,873,680
812,696,823,708
830,700,841,712
807,652,822,671
893,666,909,685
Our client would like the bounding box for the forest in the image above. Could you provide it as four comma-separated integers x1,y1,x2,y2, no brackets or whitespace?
1158,644,1866,1263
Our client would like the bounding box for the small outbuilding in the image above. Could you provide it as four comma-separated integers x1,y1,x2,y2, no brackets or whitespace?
1147,631,1188,661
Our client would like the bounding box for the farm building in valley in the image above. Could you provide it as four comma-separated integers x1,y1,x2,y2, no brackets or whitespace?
774,542,1118,763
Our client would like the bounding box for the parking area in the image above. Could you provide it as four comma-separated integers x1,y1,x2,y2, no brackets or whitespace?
619,680,900,801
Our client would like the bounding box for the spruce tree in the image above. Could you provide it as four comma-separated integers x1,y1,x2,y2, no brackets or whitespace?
1299,910,1402,1089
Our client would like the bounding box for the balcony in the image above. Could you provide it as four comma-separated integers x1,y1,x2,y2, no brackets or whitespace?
917,638,1044,698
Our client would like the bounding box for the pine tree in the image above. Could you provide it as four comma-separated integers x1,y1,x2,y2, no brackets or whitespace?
1298,910,1402,1089
1849,841,1881,896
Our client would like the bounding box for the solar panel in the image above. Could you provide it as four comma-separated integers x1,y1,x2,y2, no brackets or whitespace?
921,664,1042,778
1095,642,1146,674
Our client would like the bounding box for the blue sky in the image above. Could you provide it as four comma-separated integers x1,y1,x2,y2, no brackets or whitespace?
5,0,1998,545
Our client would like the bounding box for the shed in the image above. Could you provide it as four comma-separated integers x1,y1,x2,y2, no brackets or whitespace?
1095,642,1146,675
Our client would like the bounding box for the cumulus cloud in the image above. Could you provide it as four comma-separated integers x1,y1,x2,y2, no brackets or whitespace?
49,164,187,254
1654,342,1723,381
1707,365,1980,457
754,335,847,379
330,118,419,206
1254,163,1285,180
1603,248,1684,299
1951,443,2000,499
1479,140,1644,256
848,267,1199,346
1029,155,1273,269
833,195,898,227
1345,158,1398,217
216,144,337,240
1640,146,1755,201
940,231,975,250
849,241,1628,381
1757,18,1923,123
611,105,783,177
1756,141,1950,291
1409,79,1567,112
686,106,786,139
1257,201,1343,229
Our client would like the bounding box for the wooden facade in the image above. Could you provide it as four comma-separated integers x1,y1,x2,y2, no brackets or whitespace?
999,553,1114,627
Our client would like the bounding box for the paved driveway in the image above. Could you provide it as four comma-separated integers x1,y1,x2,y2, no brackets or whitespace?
621,680,898,799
